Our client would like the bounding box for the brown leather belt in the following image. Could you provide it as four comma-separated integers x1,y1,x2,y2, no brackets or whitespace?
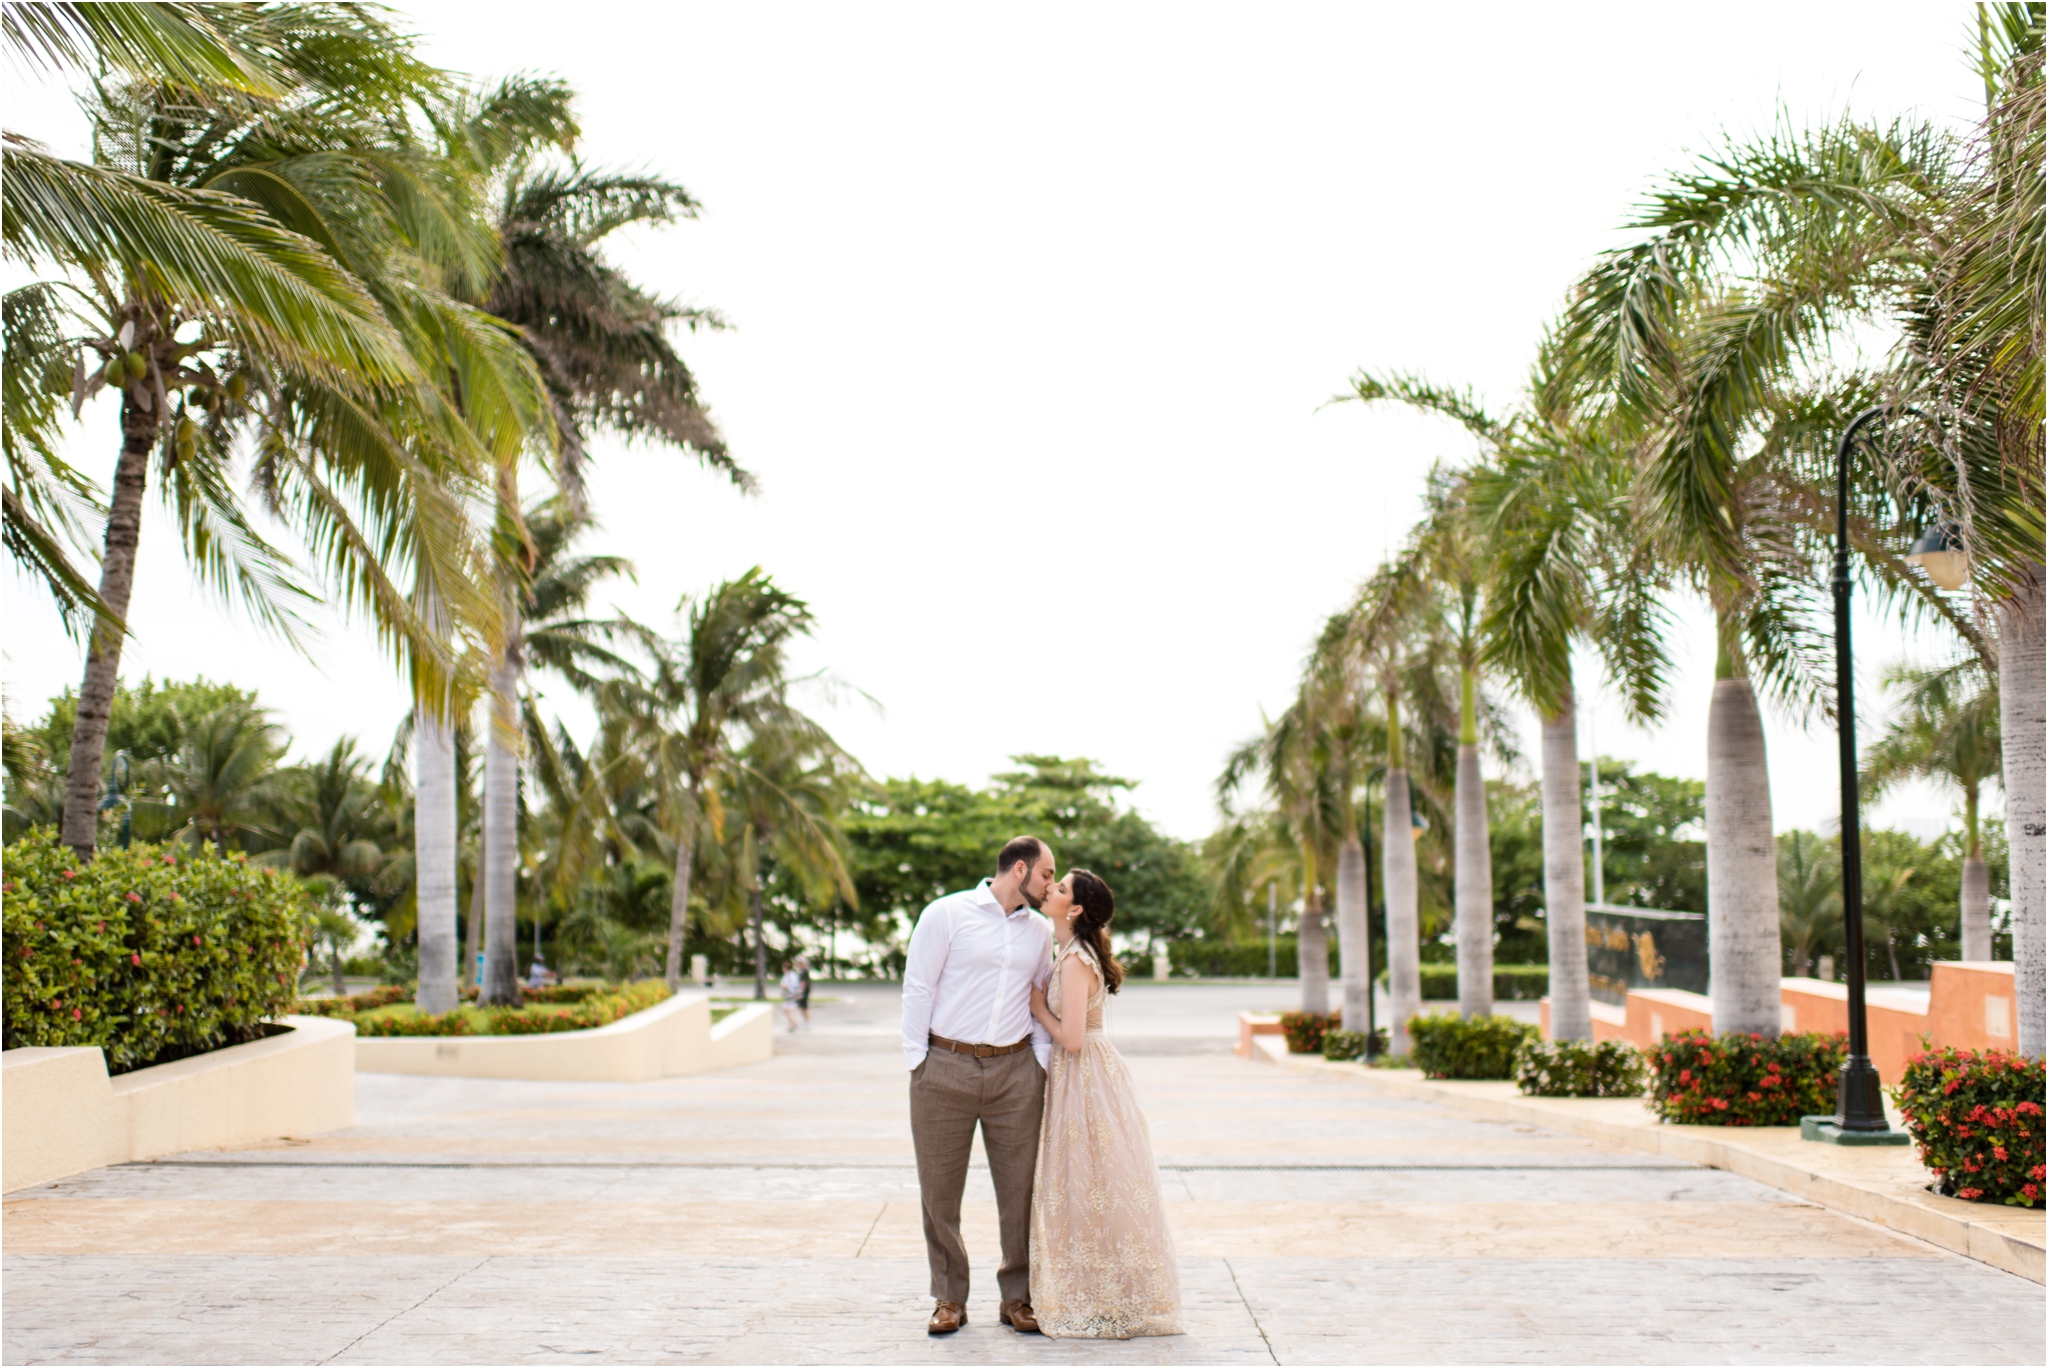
929,1031,1030,1058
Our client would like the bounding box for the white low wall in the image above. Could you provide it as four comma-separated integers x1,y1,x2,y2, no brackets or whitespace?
352,991,774,1081
3,1014,356,1194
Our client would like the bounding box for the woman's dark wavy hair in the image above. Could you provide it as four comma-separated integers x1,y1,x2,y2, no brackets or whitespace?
1067,868,1124,994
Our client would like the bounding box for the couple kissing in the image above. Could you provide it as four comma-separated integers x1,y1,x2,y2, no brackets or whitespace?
899,835,1184,1340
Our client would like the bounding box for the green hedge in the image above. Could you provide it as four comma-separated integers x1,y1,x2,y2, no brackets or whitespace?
1646,1029,1845,1126
1893,1046,2045,1207
331,979,673,1037
3,830,308,1072
1173,939,1337,978
1380,964,1551,1001
1407,1013,1538,1079
1514,1038,1646,1097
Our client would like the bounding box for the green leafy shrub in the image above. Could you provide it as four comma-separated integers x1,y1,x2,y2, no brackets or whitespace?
1383,964,1552,1001
1322,1027,1385,1062
353,1008,475,1037
295,985,406,1016
1407,1013,1538,1079
1892,1047,2045,1207
489,979,669,1034
3,830,308,1072
1279,1010,1340,1053
1514,1037,1646,1097
1646,1028,1844,1125
517,982,604,1005
1171,938,1338,978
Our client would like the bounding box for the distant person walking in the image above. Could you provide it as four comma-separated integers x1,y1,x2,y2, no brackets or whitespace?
901,836,1056,1336
778,960,807,1032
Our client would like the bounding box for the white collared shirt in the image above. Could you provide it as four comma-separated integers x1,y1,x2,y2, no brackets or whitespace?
900,879,1055,1070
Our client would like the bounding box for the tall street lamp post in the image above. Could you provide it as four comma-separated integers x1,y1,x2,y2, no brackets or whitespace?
1811,406,1917,1145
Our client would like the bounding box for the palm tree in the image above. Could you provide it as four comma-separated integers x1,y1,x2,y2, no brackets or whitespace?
143,701,286,851
721,727,860,999
1345,364,1667,1042
1899,9,2043,1051
1778,831,1843,979
1862,663,2002,959
1217,680,1373,1021
1544,102,1999,1035
6,6,548,862
626,570,818,990
474,498,638,1002
455,150,748,1005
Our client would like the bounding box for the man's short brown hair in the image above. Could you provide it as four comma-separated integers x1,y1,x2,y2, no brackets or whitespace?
996,835,1046,878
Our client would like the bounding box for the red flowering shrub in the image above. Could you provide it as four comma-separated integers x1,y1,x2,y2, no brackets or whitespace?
488,979,669,1034
1893,1047,2046,1208
3,829,308,1071
1646,1028,1845,1126
1279,1010,1340,1054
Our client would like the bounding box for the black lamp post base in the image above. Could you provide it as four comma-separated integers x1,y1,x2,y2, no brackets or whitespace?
1800,1115,1909,1146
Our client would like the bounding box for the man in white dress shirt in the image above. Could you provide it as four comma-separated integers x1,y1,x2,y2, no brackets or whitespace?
901,835,1057,1336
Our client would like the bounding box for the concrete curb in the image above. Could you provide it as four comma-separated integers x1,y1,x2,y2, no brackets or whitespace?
352,990,775,1081
1252,1036,2046,1284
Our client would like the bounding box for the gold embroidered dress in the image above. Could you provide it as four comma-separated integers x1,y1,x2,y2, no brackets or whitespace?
1028,941,1184,1339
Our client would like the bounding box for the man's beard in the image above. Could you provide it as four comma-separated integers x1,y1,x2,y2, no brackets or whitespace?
1022,887,1045,911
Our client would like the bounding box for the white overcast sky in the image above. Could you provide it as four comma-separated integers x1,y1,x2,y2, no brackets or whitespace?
2,2,1996,843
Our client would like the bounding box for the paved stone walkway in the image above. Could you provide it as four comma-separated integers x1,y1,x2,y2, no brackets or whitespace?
5,983,2042,1364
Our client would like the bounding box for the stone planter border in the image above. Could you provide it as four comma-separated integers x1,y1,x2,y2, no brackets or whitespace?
3,1013,355,1193
350,990,773,1081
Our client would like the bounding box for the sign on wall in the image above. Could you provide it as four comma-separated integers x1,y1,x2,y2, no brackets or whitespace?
1582,905,1708,1006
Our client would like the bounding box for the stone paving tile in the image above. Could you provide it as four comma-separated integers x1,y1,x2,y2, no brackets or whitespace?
1229,1257,2045,1364
8,986,2044,1365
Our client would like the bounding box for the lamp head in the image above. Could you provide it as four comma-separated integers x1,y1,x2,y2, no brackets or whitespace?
1905,523,1968,592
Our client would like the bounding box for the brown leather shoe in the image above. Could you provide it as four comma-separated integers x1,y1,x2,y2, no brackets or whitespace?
999,1300,1041,1334
928,1301,966,1335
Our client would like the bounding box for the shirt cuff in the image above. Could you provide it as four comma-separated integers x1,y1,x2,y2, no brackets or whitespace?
904,1046,928,1071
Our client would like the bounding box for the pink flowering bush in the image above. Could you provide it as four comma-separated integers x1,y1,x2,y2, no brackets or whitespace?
1893,1046,2046,1208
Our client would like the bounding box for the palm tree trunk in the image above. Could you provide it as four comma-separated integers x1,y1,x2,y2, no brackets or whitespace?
330,943,345,997
480,651,522,1006
414,705,459,1013
665,823,694,991
1999,568,2045,1056
1297,883,1329,1015
1455,743,1494,1018
1335,837,1367,1030
1383,770,1421,1053
59,388,162,858
1960,781,1991,961
1706,674,1780,1037
464,848,485,991
1542,697,1592,1042
750,879,768,1002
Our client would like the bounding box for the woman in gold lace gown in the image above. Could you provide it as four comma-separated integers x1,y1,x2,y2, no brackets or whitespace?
1026,869,1184,1339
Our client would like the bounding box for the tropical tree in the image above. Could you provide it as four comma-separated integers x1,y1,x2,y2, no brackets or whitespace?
1343,385,1511,1020
142,700,285,850
456,144,746,1005
718,727,860,999
1344,364,1666,1041
627,570,817,991
1862,663,2002,959
1898,6,2044,1051
474,497,638,1001
5,5,548,865
1217,682,1366,1021
1778,830,1843,978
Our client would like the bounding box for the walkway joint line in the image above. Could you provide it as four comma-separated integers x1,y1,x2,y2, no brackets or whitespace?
319,1255,488,1365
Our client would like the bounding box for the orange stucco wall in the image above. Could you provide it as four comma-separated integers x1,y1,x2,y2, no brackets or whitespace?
1535,962,2018,1084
